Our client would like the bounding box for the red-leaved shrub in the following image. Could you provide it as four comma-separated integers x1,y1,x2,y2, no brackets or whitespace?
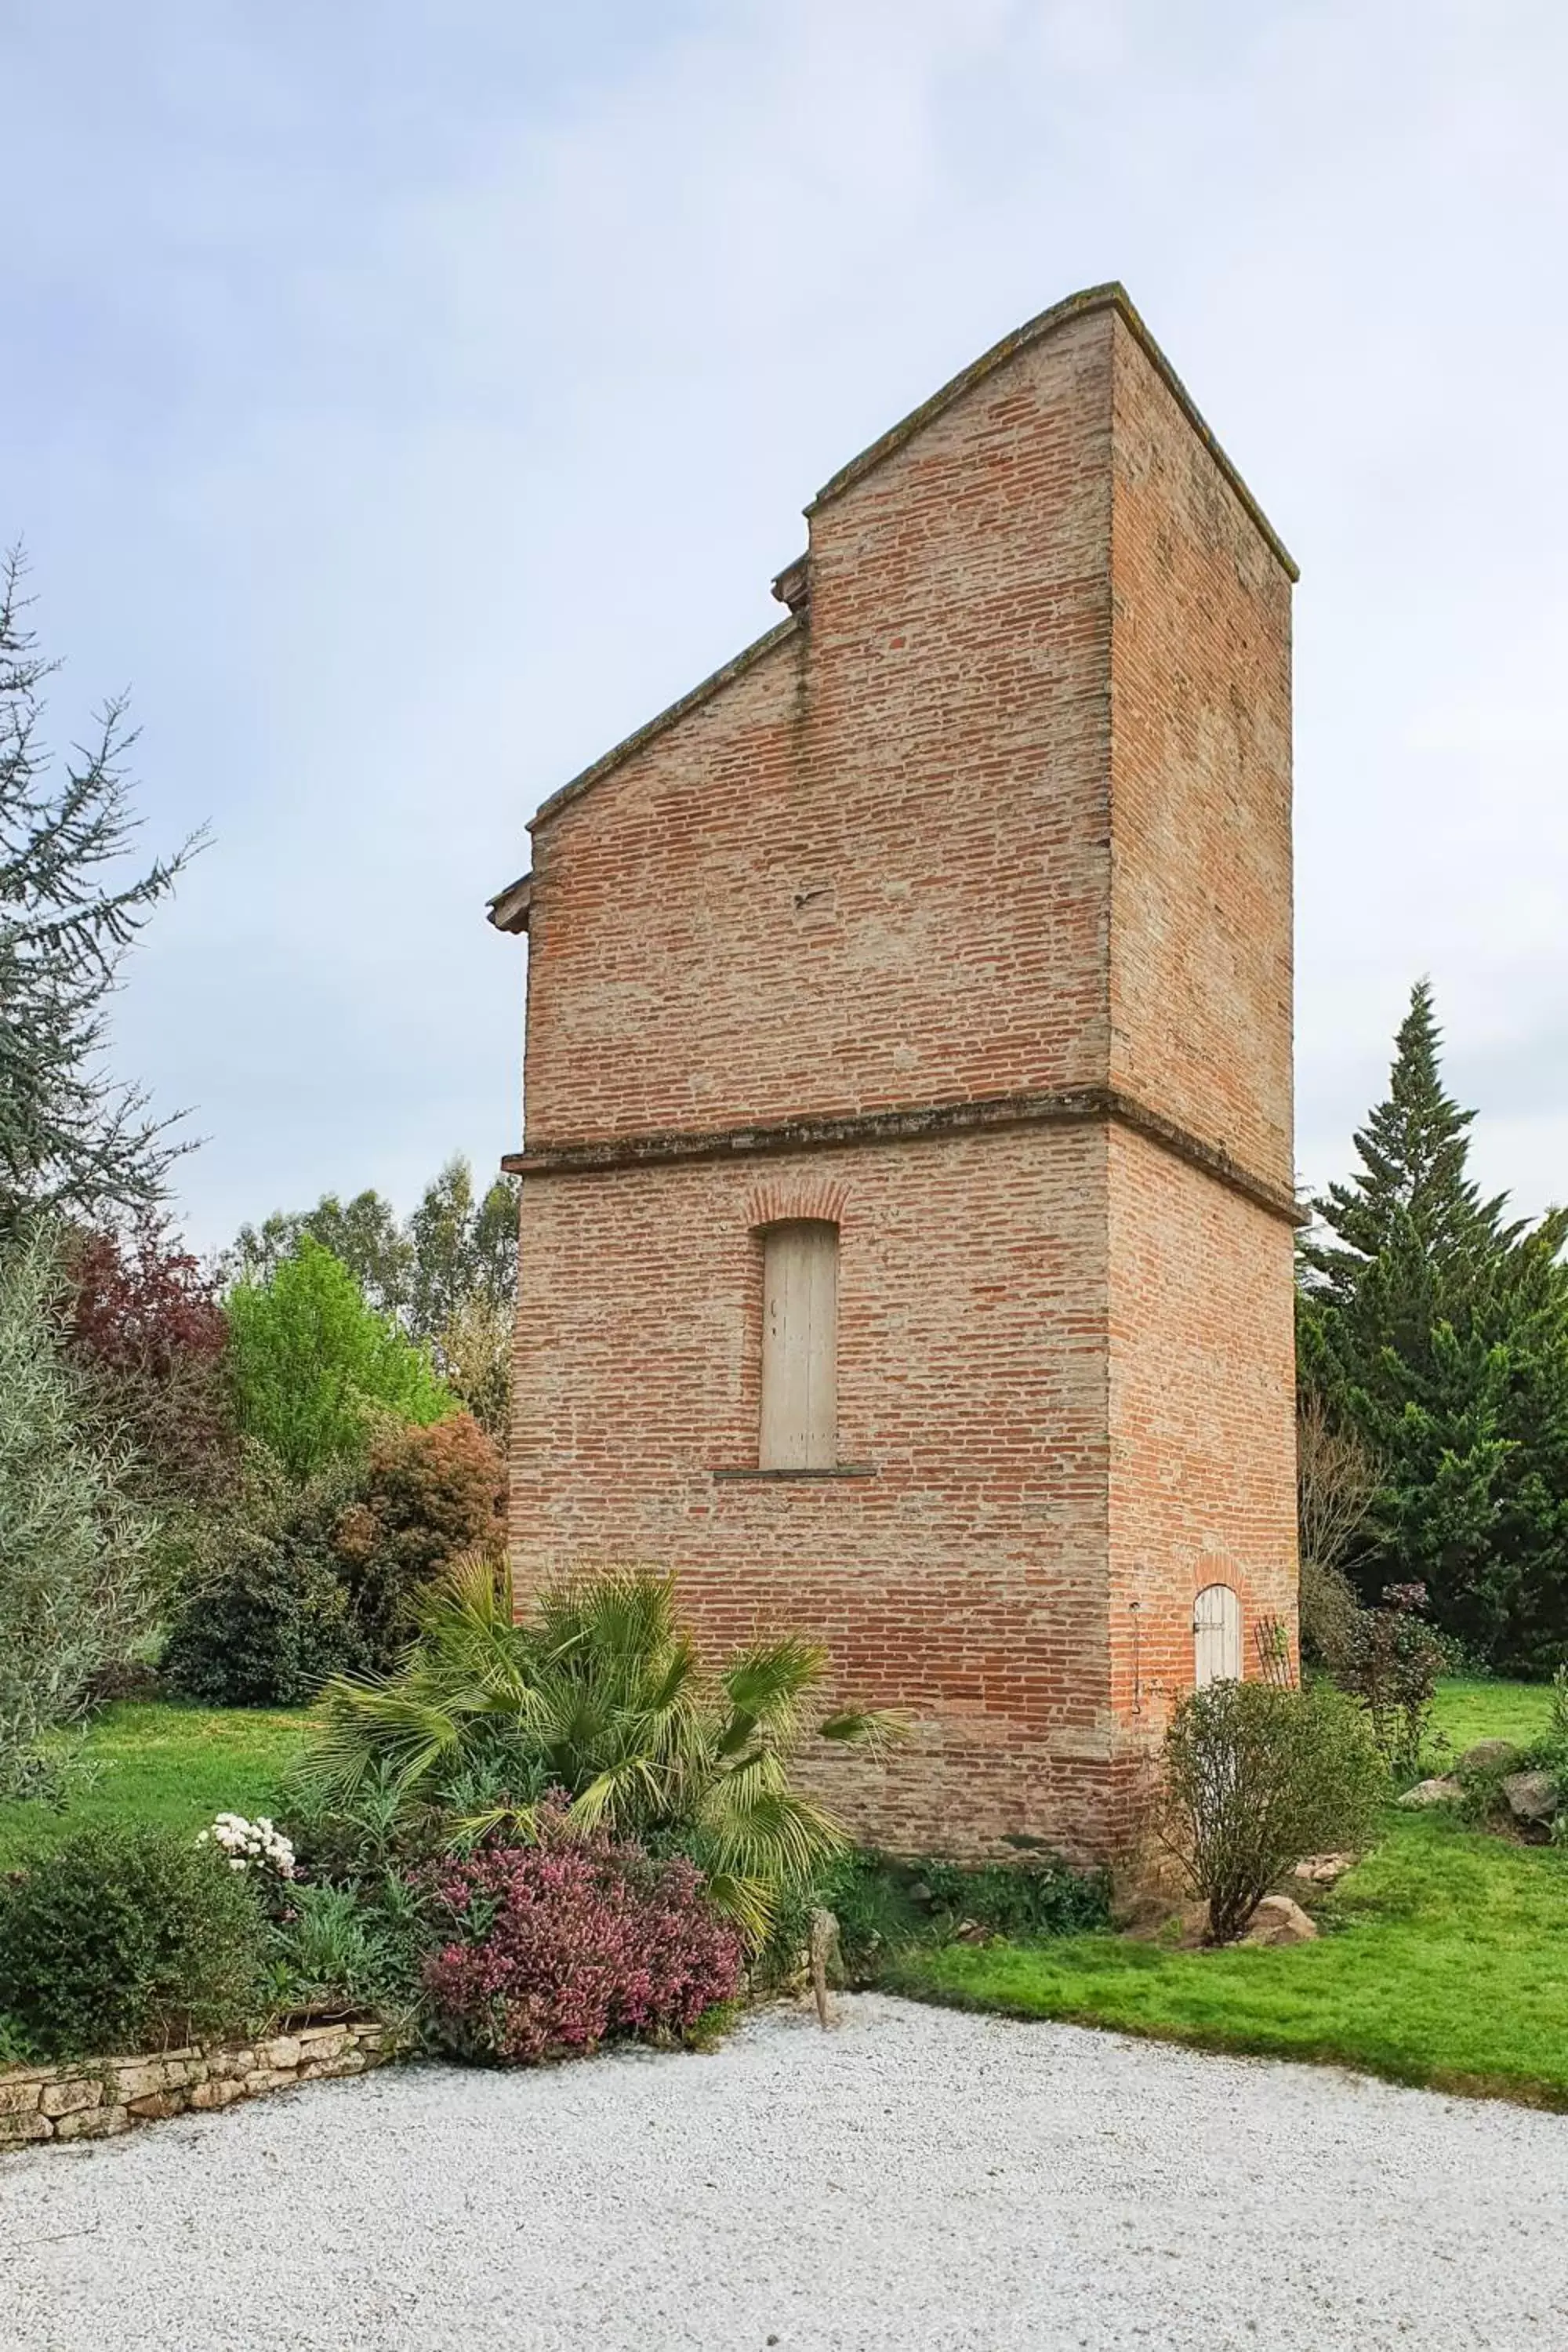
64,1221,236,1508
422,1819,745,2066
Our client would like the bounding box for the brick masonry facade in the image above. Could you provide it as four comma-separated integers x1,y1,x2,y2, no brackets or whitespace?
495,285,1298,1861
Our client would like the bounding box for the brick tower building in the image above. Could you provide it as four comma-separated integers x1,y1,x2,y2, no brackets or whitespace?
488,283,1298,1860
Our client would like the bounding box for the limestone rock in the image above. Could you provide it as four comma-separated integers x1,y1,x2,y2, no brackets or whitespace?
0,2111,53,2143
112,2061,172,2103
39,2077,103,2120
54,2103,130,2140
1242,1894,1319,1946
262,2036,303,2071
1293,1853,1357,1885
244,2067,297,2095
296,2027,350,2063
1457,1738,1521,1777
127,2090,188,2122
299,2052,366,2082
1502,1769,1559,1824
1397,1776,1461,1808
188,2078,245,2111
0,2077,45,2118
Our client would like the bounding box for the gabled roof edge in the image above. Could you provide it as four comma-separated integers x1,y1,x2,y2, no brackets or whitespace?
804,281,1299,583
525,612,802,837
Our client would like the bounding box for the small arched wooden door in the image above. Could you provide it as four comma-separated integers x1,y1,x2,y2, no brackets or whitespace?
1193,1584,1242,1686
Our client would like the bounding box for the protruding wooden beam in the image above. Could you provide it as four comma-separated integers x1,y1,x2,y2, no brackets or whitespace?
487,873,533,935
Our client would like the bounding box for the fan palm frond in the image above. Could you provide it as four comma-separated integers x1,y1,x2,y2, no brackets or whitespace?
565,1755,672,1835
307,1679,473,1796
699,1777,848,1893
715,1635,827,1756
815,1705,912,1751
699,1867,777,1944
298,1557,891,1944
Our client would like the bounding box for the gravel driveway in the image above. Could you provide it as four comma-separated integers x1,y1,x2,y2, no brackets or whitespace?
4,1993,1566,2350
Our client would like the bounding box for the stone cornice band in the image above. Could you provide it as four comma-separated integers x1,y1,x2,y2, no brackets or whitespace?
502,1086,1304,1228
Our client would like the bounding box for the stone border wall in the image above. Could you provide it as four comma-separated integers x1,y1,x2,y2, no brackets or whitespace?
0,2018,394,2148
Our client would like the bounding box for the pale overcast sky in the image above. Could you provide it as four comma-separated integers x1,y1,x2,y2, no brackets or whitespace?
9,1,1566,1247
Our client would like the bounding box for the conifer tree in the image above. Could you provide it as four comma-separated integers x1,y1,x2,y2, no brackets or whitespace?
0,552,200,1233
1304,981,1516,1304
1299,982,1568,1671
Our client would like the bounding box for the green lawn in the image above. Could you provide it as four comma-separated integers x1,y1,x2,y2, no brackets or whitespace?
6,1682,1564,2108
1429,1674,1555,1755
891,1678,1568,2110
0,1703,311,1869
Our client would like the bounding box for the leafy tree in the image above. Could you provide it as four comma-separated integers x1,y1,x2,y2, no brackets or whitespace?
406,1156,518,1336
432,1290,512,1439
228,1236,453,1479
63,1219,235,1508
332,1411,506,1664
227,1156,519,1436
0,553,200,1236
229,1189,413,1323
1299,981,1568,1671
0,1228,156,1794
60,1218,240,1608
162,1467,371,1708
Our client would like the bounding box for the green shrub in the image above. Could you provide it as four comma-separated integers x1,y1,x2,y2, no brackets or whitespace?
1159,1678,1384,1944
307,1556,901,1944
913,1853,1112,1940
228,1237,453,1479
0,1229,158,1795
0,1821,267,2059
757,1849,926,1987
163,1417,506,1704
163,1472,372,1707
1337,1584,1446,1776
267,1878,427,2016
761,1846,1112,1986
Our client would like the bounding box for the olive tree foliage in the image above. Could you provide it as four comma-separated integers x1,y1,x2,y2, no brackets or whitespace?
0,1229,157,1795
0,552,201,1239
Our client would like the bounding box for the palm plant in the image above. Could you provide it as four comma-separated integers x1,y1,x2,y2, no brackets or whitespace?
304,1552,902,1941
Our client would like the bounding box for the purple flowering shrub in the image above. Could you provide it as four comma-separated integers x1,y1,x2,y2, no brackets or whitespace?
422,1815,745,2065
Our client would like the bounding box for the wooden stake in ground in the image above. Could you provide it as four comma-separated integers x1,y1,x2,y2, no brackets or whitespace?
808,1908,841,2028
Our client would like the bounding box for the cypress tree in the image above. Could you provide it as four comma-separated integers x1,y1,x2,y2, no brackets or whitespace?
1300,982,1568,1672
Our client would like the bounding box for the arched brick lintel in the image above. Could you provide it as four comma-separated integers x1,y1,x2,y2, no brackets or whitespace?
746,1178,849,1231
1189,1550,1294,1681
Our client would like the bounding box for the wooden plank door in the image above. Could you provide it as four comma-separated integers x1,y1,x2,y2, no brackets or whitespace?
760,1222,838,1469
1193,1583,1241,1686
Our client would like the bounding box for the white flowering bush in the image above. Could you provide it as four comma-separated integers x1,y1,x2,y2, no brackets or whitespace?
198,1812,296,1879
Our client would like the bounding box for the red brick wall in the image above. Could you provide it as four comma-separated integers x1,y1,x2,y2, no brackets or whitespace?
1108,322,1294,1191
510,1126,1126,1859
506,289,1296,1859
1106,1127,1299,1743
523,308,1116,1149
